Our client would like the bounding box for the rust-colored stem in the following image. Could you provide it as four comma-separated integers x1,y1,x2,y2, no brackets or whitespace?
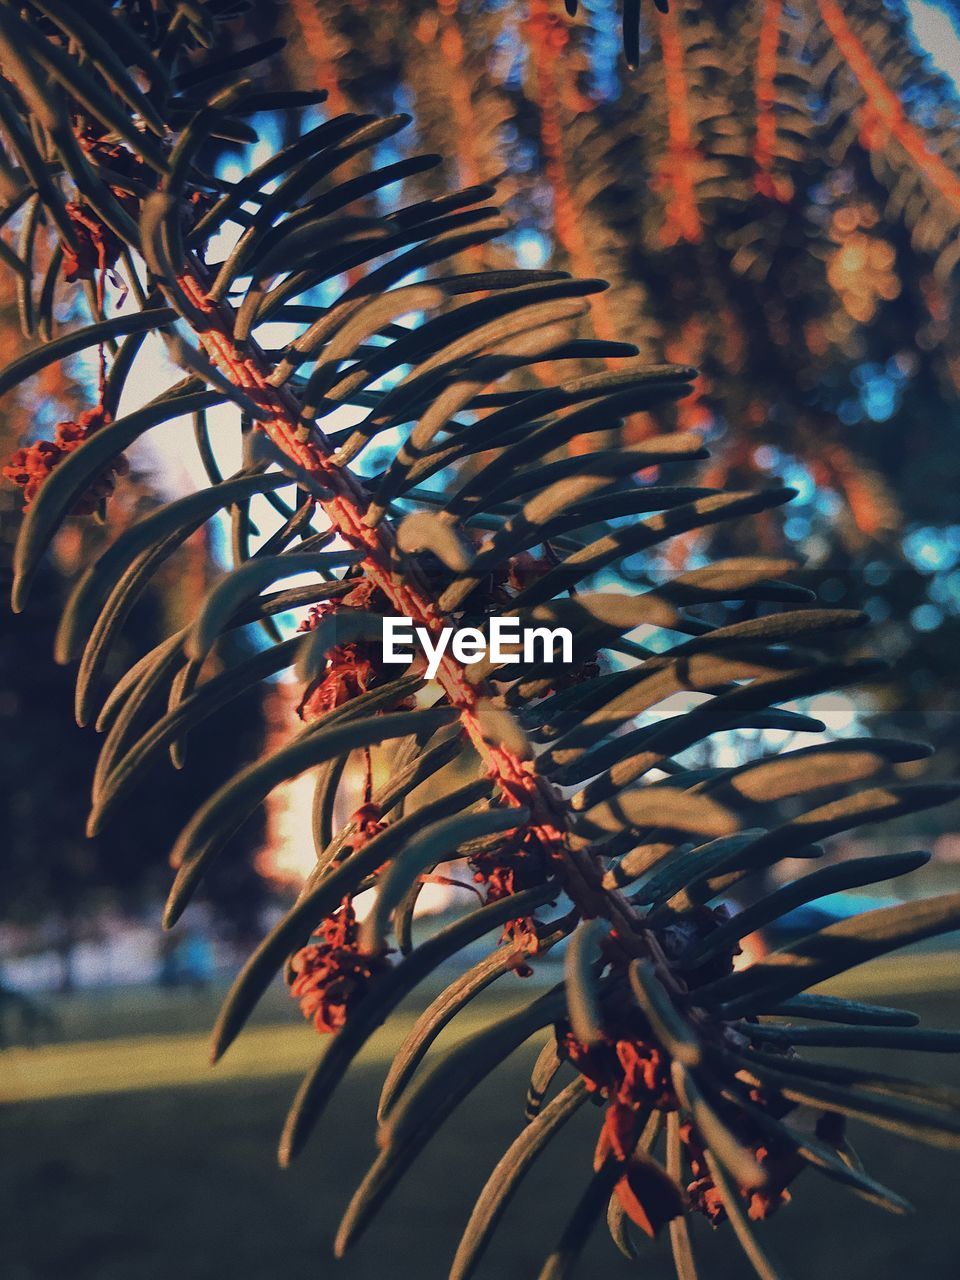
176,265,647,946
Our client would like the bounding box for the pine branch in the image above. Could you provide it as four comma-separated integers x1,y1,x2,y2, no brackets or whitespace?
0,6,958,1279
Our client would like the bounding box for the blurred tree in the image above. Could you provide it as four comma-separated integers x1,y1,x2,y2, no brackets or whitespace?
0,272,270,984
271,0,960,740
272,1,960,538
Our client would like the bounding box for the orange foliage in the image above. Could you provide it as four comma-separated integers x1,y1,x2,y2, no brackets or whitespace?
753,0,793,202
287,0,350,117
827,203,899,325
524,3,616,337
653,4,702,245
810,440,886,538
818,0,960,214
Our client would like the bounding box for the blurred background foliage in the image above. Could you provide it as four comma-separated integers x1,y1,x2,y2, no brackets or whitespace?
0,267,269,969
256,0,960,749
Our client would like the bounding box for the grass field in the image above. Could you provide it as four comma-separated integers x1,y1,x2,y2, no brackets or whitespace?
3,959,960,1280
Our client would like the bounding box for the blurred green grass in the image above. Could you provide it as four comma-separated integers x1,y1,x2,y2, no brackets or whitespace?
3,963,960,1280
